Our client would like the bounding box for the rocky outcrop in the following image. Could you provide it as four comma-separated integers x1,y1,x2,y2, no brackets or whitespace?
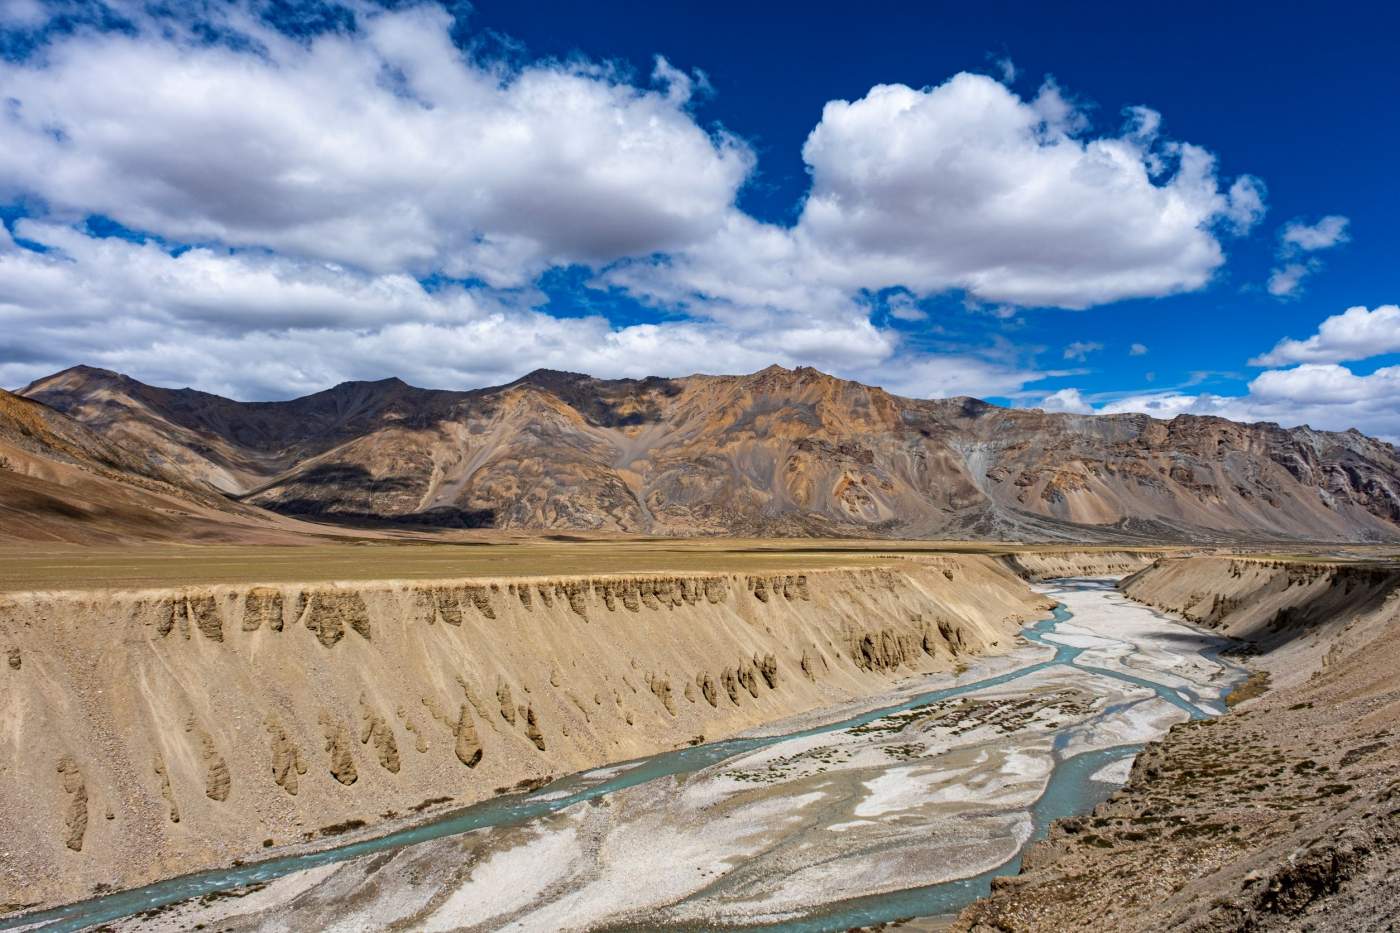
359,701,400,775
154,598,183,638
849,628,919,672
0,558,1048,911
185,595,223,643
647,674,676,715
524,707,546,751
318,714,358,787
721,667,740,705
304,592,371,648
496,681,516,725
265,717,306,796
452,706,483,768
697,672,719,707
757,653,779,688
242,588,283,632
55,756,87,852
188,719,231,802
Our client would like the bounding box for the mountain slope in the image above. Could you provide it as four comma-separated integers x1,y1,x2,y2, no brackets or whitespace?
0,387,336,544
18,364,1400,542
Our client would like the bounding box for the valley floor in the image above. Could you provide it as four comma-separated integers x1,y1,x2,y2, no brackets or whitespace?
12,579,1238,932
4,546,1398,932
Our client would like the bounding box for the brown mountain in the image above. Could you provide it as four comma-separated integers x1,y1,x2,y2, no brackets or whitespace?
0,386,313,543
16,364,1400,543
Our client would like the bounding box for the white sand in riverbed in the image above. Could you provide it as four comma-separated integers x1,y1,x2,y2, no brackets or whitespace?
419,825,583,931
1060,695,1187,758
496,789,829,930
1090,757,1134,784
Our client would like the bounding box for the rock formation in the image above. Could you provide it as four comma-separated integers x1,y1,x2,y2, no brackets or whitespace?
265,717,307,796
318,714,358,786
452,706,483,768
359,701,401,774
55,756,87,852
243,588,283,632
187,719,231,802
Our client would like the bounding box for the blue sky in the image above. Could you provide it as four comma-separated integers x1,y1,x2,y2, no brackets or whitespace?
1,0,1398,438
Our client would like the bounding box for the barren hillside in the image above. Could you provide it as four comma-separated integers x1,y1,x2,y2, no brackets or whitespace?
0,388,324,545
18,365,1400,543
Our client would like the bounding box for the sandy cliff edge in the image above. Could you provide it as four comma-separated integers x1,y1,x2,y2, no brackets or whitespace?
0,555,1054,912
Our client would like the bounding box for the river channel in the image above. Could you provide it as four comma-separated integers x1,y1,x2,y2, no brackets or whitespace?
6,578,1241,932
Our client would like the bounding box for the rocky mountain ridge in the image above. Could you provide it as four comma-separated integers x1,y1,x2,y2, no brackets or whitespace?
15,364,1400,543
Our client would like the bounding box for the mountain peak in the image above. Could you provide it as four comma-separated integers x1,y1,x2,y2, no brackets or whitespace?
63,364,122,379
748,363,838,382
513,368,595,387
328,376,410,391
21,364,125,393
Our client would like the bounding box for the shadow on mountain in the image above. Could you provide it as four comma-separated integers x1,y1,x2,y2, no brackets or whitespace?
264,501,497,529
1133,564,1400,656
1228,569,1399,652
274,463,421,493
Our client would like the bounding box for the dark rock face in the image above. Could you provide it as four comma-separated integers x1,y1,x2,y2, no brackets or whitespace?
18,364,1400,543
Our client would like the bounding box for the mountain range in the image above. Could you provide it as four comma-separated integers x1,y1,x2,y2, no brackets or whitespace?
4,363,1400,544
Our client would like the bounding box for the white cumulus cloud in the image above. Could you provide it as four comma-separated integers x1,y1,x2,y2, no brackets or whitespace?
0,5,752,287
1266,215,1350,298
1268,263,1314,298
1252,305,1400,366
794,76,1264,308
1038,387,1094,414
1282,215,1350,251
606,74,1265,317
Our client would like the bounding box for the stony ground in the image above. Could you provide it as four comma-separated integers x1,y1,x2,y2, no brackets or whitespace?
956,563,1400,933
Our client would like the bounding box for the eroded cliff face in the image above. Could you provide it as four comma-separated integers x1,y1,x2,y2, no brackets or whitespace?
1120,555,1400,687
0,557,1049,911
958,556,1400,933
996,549,1165,581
